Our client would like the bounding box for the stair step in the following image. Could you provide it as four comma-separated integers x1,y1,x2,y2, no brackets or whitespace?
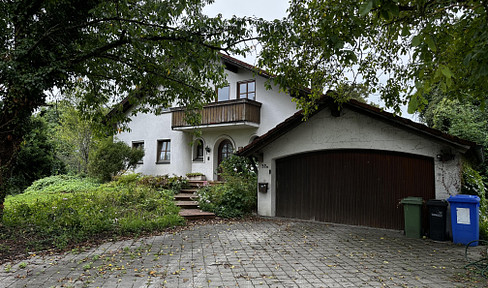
180,188,199,193
174,193,197,201
176,201,199,209
179,209,215,220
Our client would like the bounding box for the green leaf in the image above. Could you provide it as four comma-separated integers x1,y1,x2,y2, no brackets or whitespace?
359,0,374,16
407,95,419,114
440,65,453,79
411,35,421,47
425,35,436,52
401,25,410,37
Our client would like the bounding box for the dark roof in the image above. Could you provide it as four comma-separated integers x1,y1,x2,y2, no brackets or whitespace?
237,94,483,163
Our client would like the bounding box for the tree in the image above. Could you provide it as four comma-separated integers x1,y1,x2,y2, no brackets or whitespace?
5,113,65,195
257,0,488,115
0,0,252,219
88,138,144,182
419,91,488,183
56,100,99,174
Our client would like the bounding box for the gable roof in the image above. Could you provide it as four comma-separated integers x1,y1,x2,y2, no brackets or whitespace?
237,93,483,163
106,54,271,121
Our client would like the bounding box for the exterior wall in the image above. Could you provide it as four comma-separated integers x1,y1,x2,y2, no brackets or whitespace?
115,111,192,176
256,107,466,217
116,66,298,180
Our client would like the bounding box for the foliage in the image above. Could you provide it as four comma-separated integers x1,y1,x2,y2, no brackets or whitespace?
130,174,187,194
198,155,257,218
186,172,204,177
5,114,65,195
88,138,144,182
23,175,100,196
0,0,253,220
3,174,184,250
461,163,486,197
55,100,101,174
257,1,488,115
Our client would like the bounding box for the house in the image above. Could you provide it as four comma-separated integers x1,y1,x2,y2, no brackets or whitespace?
237,95,482,230
115,54,481,231
114,54,299,180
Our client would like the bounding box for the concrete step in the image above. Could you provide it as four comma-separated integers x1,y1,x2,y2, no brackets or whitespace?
175,200,199,209
179,209,215,220
174,193,197,201
180,188,199,193
186,180,223,188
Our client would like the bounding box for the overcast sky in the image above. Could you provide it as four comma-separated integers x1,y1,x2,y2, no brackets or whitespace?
203,0,418,121
203,0,289,65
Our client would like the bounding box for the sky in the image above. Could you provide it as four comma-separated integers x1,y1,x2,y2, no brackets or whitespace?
202,0,419,121
203,0,289,65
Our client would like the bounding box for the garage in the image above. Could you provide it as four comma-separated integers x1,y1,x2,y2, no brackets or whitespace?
237,96,480,230
275,149,435,229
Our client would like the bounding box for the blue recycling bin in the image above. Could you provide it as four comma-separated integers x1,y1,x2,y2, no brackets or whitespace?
447,195,480,246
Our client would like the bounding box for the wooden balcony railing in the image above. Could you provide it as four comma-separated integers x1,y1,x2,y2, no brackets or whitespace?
171,99,261,129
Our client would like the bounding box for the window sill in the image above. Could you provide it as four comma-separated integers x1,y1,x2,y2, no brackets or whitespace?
156,161,170,164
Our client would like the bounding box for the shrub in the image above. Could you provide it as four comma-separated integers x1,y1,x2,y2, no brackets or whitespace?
136,174,187,193
22,175,100,195
462,163,488,240
88,138,144,182
3,174,184,250
197,155,257,218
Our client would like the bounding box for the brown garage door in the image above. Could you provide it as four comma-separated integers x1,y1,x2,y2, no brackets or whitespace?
276,150,435,229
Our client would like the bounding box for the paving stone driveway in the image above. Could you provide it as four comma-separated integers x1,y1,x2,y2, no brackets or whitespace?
0,218,485,287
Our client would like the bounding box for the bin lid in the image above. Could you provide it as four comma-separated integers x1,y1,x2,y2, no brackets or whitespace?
426,199,448,207
447,194,480,204
400,197,423,205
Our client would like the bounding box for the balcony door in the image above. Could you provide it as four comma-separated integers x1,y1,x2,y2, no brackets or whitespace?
217,140,233,181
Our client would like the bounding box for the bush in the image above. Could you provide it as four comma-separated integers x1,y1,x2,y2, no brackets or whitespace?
462,163,488,240
22,175,100,195
197,155,257,218
136,174,187,193
3,174,184,250
88,138,144,182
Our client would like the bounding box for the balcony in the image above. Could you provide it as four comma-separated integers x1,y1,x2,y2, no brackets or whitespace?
171,99,261,130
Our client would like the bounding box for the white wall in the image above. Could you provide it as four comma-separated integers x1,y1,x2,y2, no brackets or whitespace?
116,65,298,180
115,111,192,176
256,106,467,217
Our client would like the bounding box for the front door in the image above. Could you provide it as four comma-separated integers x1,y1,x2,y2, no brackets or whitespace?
217,140,233,180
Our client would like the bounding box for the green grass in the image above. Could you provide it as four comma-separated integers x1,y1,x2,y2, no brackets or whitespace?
3,174,185,250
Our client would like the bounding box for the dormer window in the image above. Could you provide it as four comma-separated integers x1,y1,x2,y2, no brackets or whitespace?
238,80,255,100
217,86,230,102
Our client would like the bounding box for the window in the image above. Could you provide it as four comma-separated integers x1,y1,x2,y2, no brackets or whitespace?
238,80,256,100
132,141,144,164
217,86,230,102
157,140,171,163
194,139,204,161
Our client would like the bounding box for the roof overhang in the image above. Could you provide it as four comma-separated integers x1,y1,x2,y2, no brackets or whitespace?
237,94,483,164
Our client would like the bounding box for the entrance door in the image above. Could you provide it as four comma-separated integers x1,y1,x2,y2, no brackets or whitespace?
217,140,233,180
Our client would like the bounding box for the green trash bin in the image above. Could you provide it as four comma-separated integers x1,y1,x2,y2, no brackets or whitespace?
401,197,423,238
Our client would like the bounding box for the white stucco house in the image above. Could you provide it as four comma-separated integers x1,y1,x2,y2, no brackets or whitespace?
114,54,299,181
113,54,482,231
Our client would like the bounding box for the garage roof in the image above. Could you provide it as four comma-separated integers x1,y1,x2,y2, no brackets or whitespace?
237,94,483,163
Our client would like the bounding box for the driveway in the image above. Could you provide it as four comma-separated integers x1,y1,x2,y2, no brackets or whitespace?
0,218,485,287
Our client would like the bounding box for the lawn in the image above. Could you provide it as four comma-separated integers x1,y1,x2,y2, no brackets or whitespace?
0,174,186,263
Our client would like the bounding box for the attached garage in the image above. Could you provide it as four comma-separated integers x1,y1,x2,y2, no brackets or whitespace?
238,96,481,230
275,150,434,229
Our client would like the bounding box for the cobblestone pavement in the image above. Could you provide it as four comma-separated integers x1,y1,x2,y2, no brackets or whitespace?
0,218,485,287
